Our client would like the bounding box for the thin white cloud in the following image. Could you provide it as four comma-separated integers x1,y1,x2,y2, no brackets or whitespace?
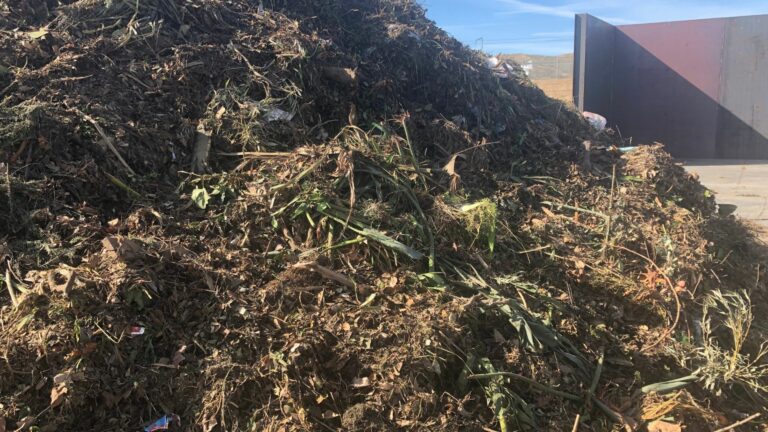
532,31,575,37
483,41,574,56
429,0,768,55
494,0,578,18
493,0,768,25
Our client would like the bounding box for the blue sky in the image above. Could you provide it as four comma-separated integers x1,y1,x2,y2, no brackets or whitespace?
421,0,768,55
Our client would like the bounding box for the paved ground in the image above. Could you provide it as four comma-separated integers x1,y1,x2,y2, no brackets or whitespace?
682,160,768,239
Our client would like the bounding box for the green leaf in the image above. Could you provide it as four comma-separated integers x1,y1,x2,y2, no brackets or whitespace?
125,286,151,309
641,371,700,394
359,293,376,308
359,228,424,260
15,314,34,331
192,187,210,209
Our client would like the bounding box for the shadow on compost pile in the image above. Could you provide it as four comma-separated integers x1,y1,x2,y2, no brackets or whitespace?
1,1,767,431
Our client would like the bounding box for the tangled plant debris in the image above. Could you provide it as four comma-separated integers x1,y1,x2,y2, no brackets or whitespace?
1,1,767,431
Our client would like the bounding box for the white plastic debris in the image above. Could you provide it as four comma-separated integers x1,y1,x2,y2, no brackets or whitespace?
263,108,295,122
483,56,516,79
485,56,501,69
583,111,607,131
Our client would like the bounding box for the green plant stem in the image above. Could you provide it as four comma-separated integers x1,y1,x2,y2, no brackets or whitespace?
105,172,140,199
541,201,609,220
602,164,616,257
401,117,428,191
467,372,581,401
587,348,605,401
451,268,625,426
5,268,18,308
271,157,325,191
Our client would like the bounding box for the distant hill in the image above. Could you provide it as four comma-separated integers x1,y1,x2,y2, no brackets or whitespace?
499,53,573,80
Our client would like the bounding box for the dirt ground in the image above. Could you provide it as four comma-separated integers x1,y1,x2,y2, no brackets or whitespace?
531,78,573,103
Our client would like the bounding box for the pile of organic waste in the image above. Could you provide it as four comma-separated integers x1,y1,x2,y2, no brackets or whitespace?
1,1,766,431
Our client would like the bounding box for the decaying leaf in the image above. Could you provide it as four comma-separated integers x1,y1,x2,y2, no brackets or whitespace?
322,66,357,86
202,415,218,432
351,377,371,388
191,123,212,173
172,345,188,367
47,268,76,296
647,420,682,432
27,28,49,39
191,187,210,209
15,416,34,431
50,384,68,408
101,236,145,262
443,154,461,192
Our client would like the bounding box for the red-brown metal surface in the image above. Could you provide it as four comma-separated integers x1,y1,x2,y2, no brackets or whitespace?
574,14,768,159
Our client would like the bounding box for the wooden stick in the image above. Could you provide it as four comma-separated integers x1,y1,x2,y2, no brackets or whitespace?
713,413,761,432
5,267,17,307
292,261,355,288
571,413,581,432
602,164,617,257
73,108,136,175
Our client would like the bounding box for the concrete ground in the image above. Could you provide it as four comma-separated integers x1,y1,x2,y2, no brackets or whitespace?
682,160,768,240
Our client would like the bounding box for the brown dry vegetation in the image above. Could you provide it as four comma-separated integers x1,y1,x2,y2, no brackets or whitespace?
0,1,767,432
532,78,573,104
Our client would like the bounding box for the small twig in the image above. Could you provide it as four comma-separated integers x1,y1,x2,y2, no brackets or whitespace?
13,404,52,432
467,372,581,401
4,164,12,216
10,140,28,163
750,263,761,296
270,156,325,191
104,171,140,198
452,140,499,156
591,396,637,431
62,270,77,297
73,108,136,175
400,116,428,191
293,261,355,288
541,201,609,219
571,413,581,432
602,164,617,257
5,267,18,308
93,321,119,345
713,413,761,432
615,245,681,352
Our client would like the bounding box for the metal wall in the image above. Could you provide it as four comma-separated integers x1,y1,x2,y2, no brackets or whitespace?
574,14,768,159
573,15,614,114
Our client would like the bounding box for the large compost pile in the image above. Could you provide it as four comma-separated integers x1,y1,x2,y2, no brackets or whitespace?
1,1,767,431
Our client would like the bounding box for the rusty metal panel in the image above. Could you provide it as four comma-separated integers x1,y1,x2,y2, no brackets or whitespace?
610,19,726,158
574,13,768,159
618,20,725,100
716,16,768,158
